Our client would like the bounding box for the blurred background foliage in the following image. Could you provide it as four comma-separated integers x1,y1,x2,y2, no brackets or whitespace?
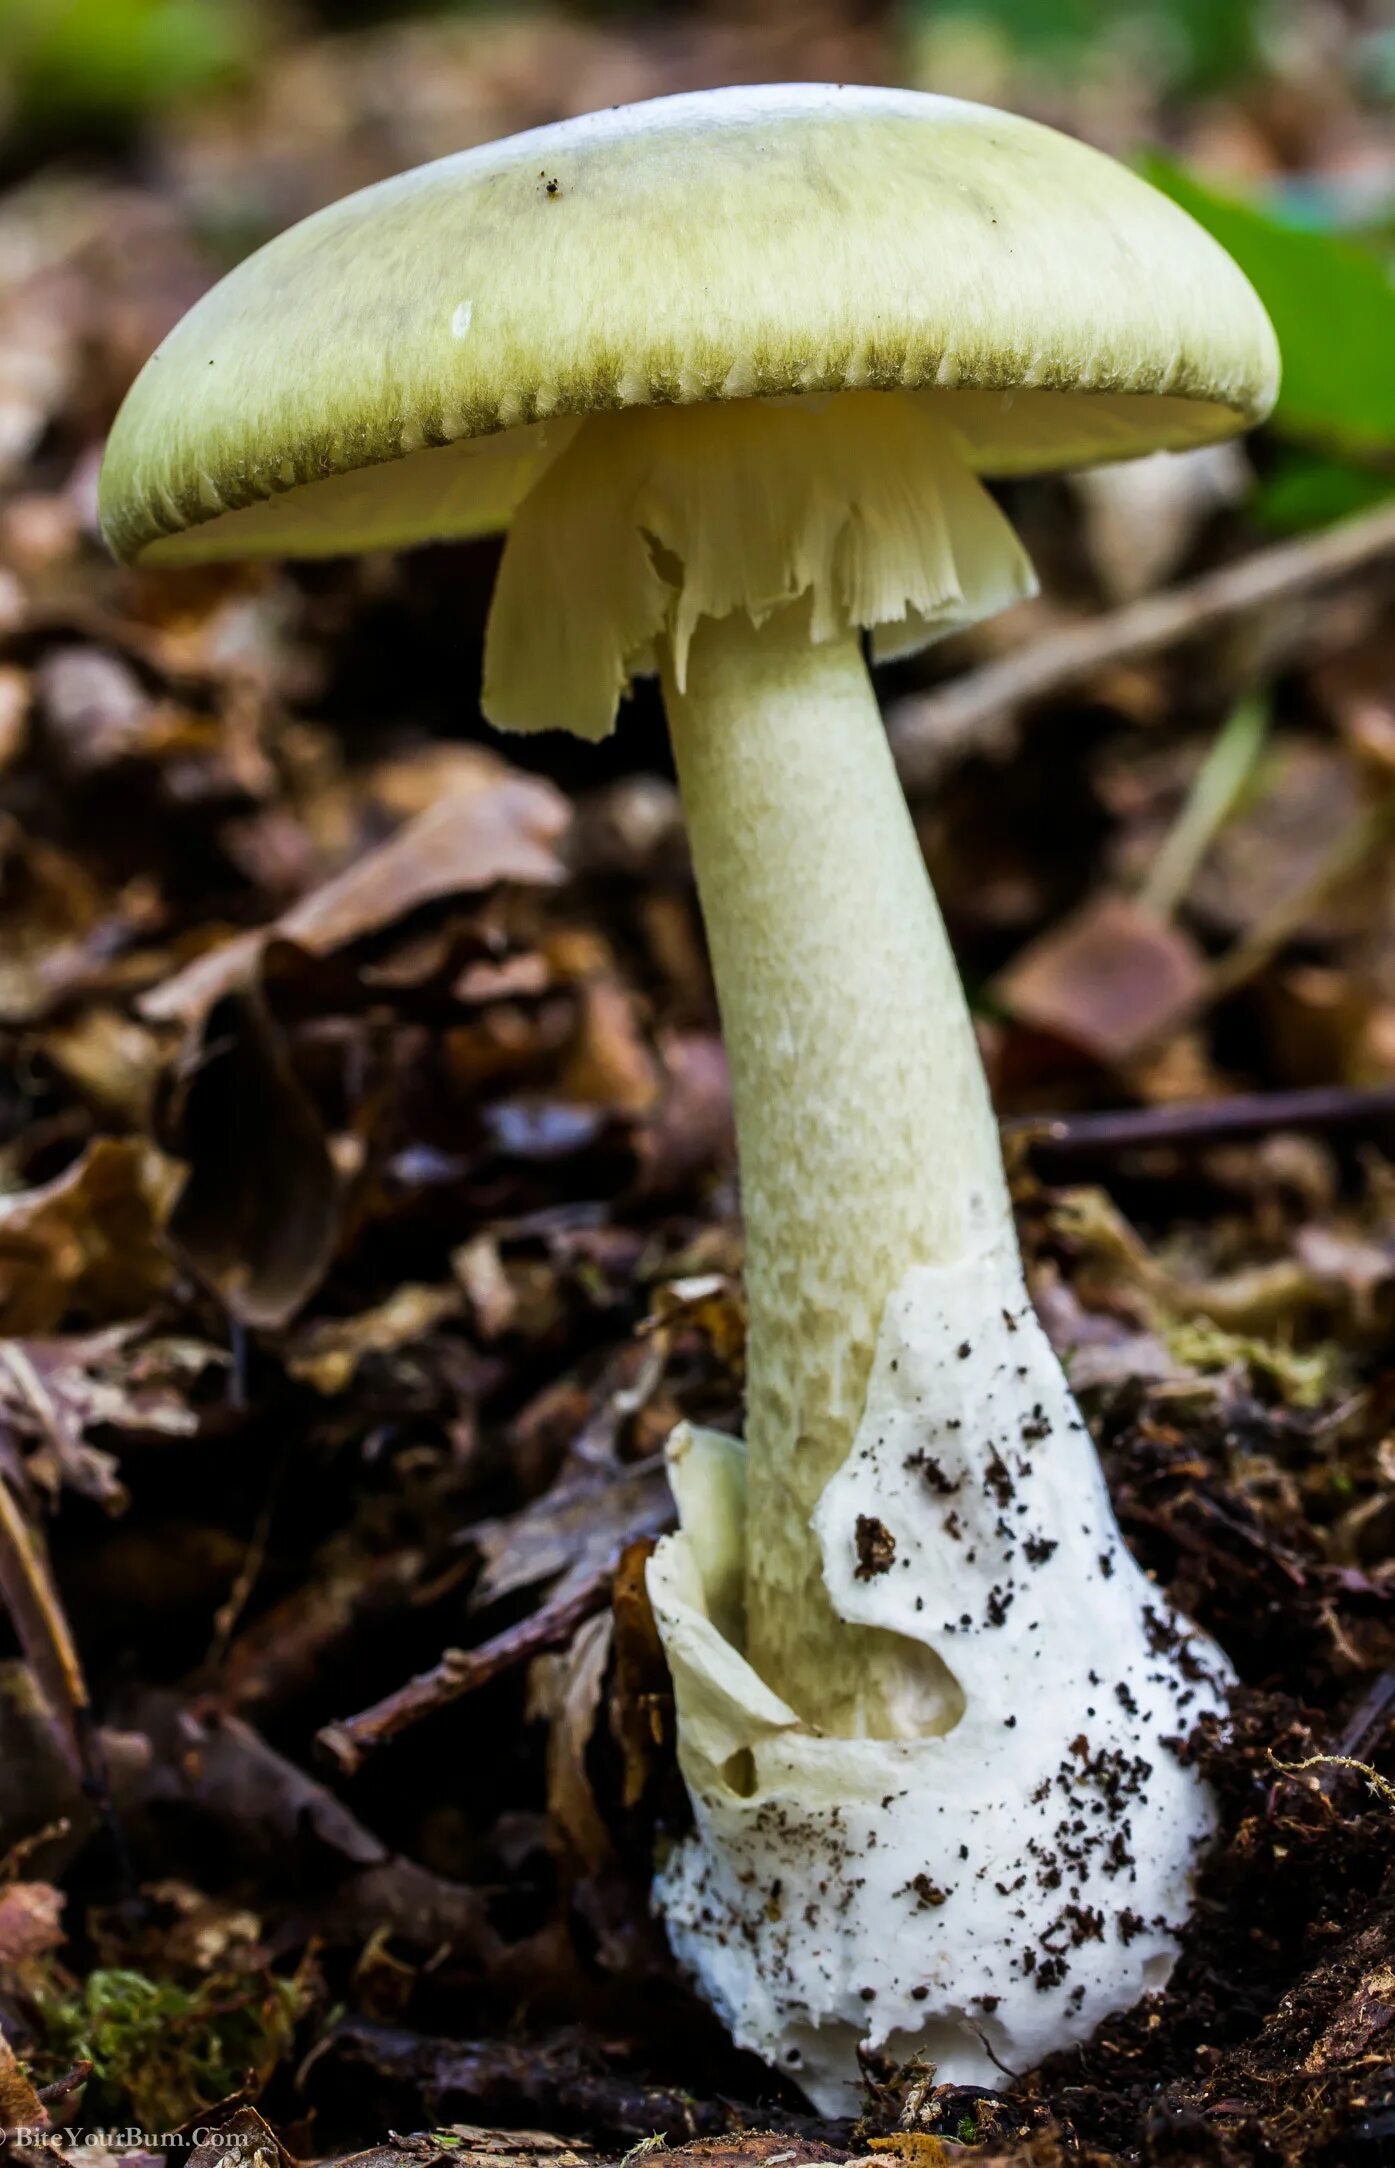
1,0,262,127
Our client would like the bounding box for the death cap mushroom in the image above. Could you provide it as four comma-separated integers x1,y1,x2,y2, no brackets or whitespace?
99,83,1278,2108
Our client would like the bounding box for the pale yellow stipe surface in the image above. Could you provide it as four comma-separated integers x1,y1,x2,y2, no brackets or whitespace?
666,607,1011,1735
481,389,1037,1728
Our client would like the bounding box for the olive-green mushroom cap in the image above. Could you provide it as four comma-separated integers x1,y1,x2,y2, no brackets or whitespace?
98,83,1280,568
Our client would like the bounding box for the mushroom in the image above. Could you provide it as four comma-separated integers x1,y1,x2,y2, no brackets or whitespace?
99,84,1279,2108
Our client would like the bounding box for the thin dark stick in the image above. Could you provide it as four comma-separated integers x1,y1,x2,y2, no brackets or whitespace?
0,1472,133,1890
228,1318,251,1411
0,1473,93,1790
317,1564,614,1776
1008,1082,1395,1172
1335,1671,1395,1763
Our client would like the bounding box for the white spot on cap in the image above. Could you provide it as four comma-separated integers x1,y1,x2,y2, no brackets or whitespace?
451,300,474,339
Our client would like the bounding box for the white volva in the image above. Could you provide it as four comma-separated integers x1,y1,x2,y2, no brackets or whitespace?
648,1268,1229,2111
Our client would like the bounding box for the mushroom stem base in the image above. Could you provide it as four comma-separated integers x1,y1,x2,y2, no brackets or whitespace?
646,1247,1231,2112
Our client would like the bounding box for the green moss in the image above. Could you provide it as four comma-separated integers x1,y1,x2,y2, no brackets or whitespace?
33,1964,306,2129
1163,1318,1341,1408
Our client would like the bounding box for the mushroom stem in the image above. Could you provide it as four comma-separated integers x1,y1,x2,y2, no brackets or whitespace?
663,605,1013,1737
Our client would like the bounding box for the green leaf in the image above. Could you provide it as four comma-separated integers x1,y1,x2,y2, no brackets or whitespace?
909,0,1262,92
4,0,256,123
1148,158,1395,460
1255,451,1395,534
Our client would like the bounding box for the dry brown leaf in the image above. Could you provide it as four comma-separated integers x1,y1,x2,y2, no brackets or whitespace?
0,816,101,1025
532,1610,615,1873
286,1282,461,1395
35,644,151,772
0,666,30,769
666,2143,851,2168
124,1691,494,1952
219,1542,427,1716
429,2134,592,2168
1191,736,1378,943
453,1234,518,1340
143,751,569,1027
0,1877,64,1966
2,1342,119,1507
0,2019,47,2134
995,892,1208,1067
643,1273,746,1376
40,1006,165,1126
0,1138,177,1336
559,976,659,1115
631,1029,733,1202
162,984,339,1329
0,1661,130,1869
183,2104,293,2168
472,1456,673,1613
0,1328,214,1504
610,1535,668,1809
1030,1263,1183,1393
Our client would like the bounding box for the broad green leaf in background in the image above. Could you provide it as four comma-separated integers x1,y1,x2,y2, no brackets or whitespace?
905,0,1263,94
1256,453,1394,534
1149,158,1395,465
0,0,258,124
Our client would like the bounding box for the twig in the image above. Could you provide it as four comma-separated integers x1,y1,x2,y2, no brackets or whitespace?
889,498,1395,793
0,1472,94,1791
1007,1081,1395,1172
1,1815,72,1881
317,1564,614,1775
1335,1671,1395,1763
205,1443,288,1674
0,1471,129,1886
